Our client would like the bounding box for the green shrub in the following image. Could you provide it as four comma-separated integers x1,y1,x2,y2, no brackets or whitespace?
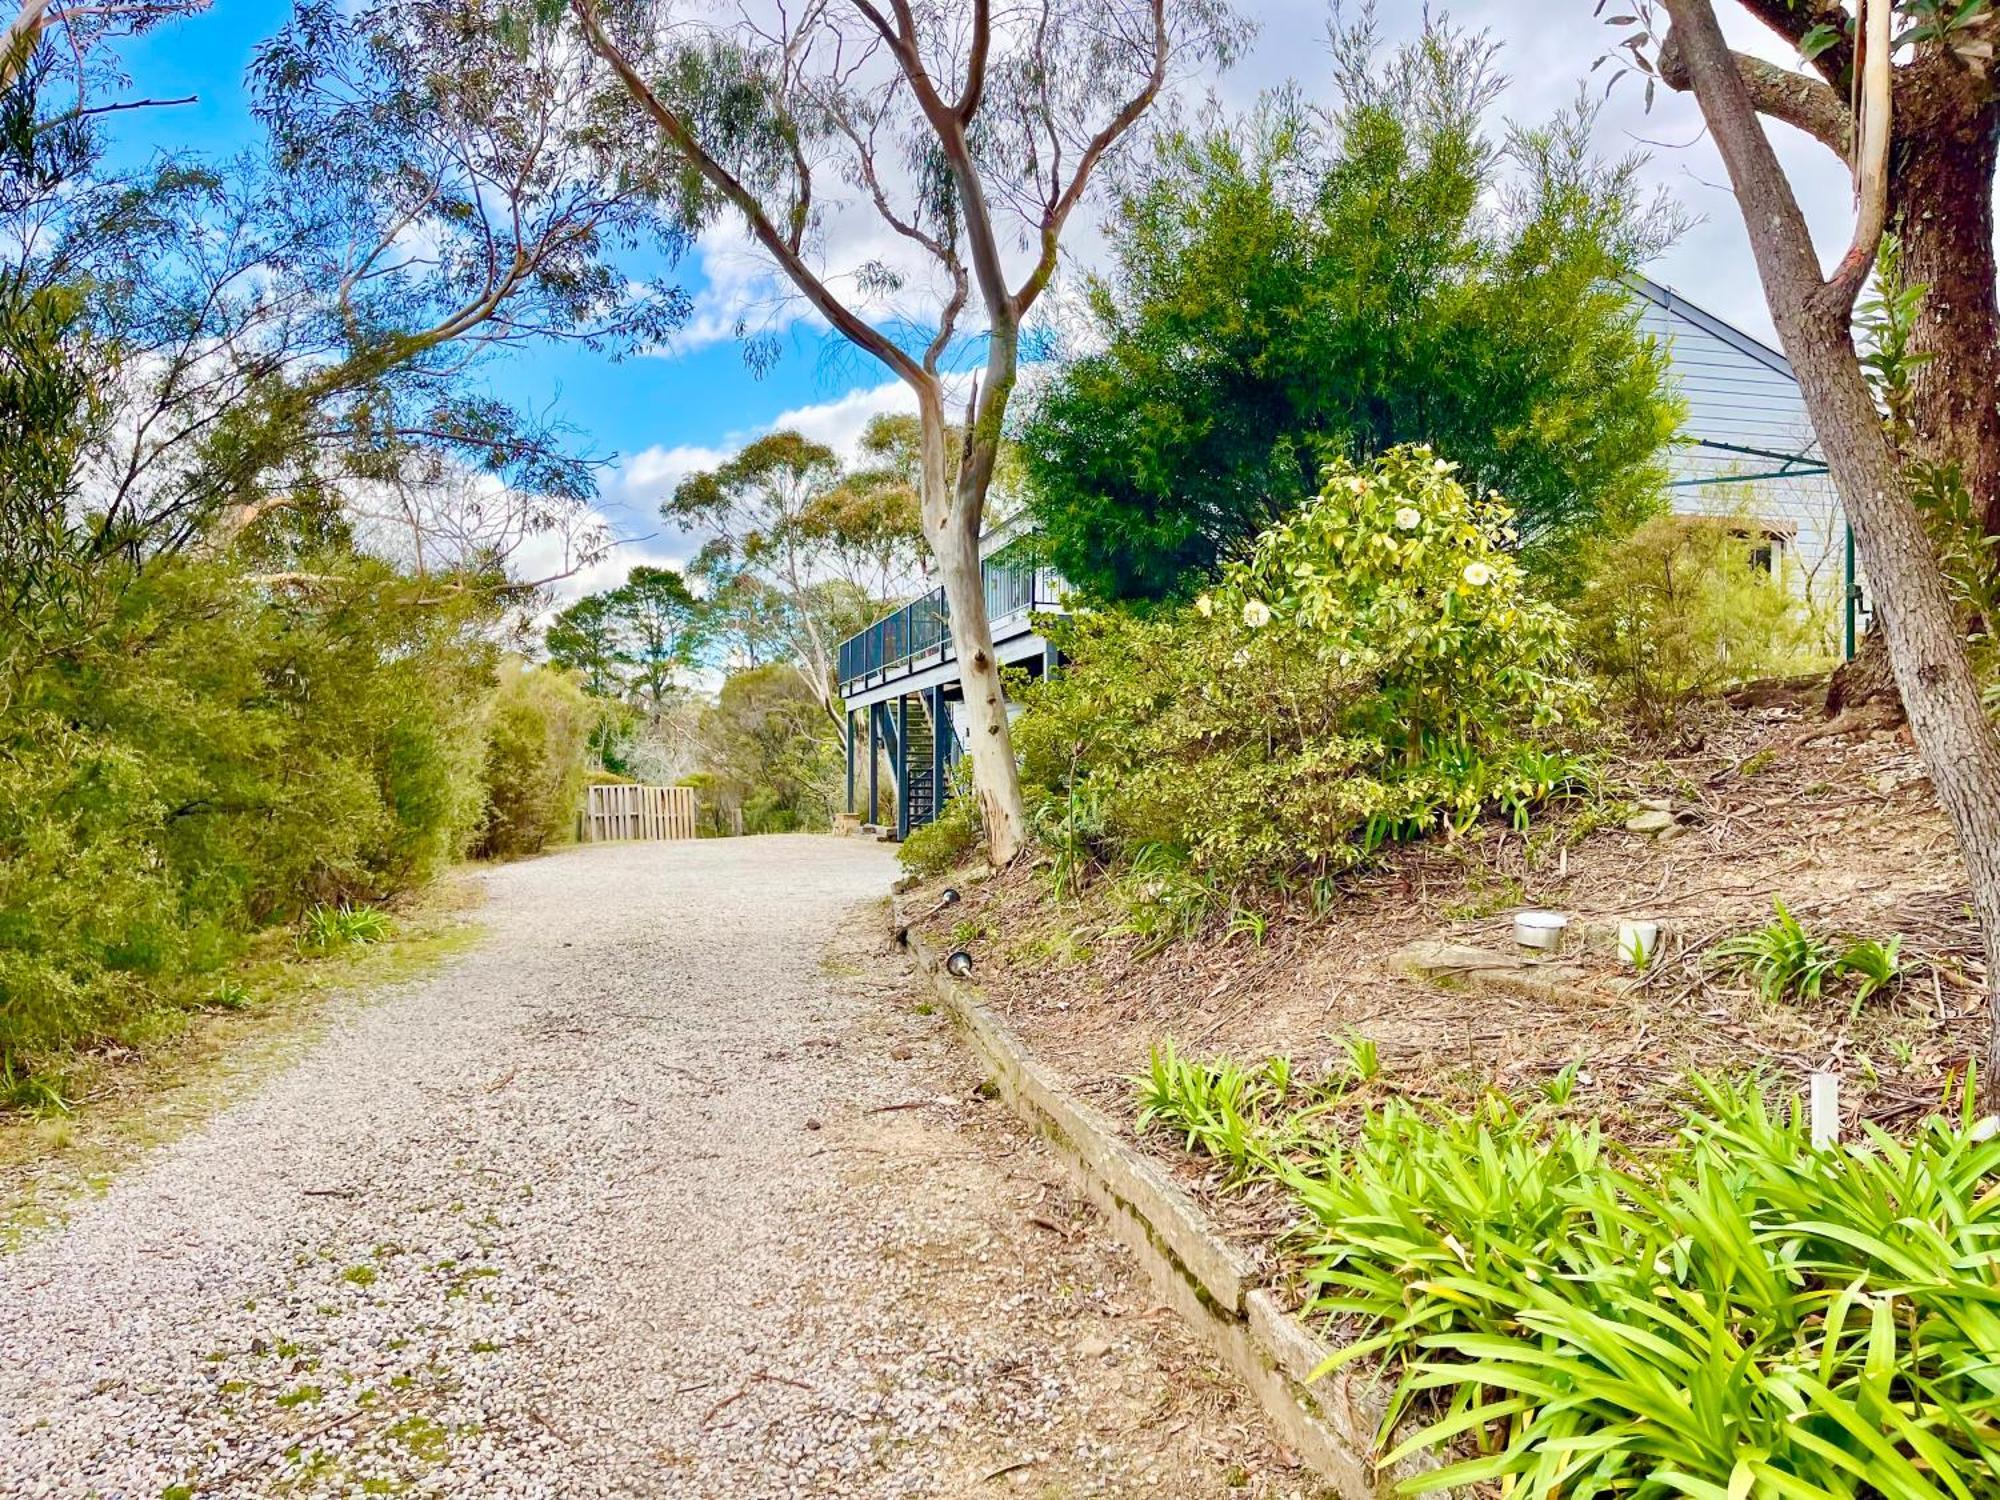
477,663,593,859
1135,1058,2000,1497
1571,512,1832,733
1014,445,1594,896
898,795,978,878
0,553,495,1084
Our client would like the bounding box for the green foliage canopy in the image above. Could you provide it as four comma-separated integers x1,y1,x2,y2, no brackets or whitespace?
545,564,707,716
0,553,498,1082
1020,19,1682,603
477,664,595,859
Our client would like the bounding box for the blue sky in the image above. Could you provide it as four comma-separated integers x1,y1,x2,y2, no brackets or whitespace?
101,1,1853,588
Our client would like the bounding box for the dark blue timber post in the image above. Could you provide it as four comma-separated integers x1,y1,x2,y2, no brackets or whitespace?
929,685,947,809
866,701,878,825
844,708,855,815
895,694,913,840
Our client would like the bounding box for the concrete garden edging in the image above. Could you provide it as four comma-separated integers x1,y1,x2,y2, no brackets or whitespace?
896,911,1455,1499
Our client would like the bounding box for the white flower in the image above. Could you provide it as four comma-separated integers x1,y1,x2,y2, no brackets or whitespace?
1394,506,1422,531
1242,599,1272,628
1461,562,1494,587
1194,593,1214,618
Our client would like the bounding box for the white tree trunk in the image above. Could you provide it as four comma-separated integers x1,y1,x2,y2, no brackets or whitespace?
918,389,1028,865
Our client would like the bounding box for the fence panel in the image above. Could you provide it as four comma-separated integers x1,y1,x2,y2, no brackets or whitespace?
584,784,697,842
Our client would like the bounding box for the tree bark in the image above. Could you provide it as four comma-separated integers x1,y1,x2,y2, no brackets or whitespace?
1658,12,2000,679
1893,94,2000,536
916,385,1027,864
1666,0,2000,1103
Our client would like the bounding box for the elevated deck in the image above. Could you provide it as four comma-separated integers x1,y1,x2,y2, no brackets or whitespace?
836,539,1067,838
836,547,1066,711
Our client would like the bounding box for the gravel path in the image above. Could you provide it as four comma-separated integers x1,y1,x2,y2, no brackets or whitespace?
2,837,1293,1499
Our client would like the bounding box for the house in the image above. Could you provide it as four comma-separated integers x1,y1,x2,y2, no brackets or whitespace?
837,279,1856,835
1632,275,1856,646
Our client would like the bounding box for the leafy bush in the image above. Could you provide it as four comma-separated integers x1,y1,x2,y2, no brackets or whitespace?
1014,445,1594,897
1136,1058,2000,1498
695,664,841,834
898,794,978,878
1019,19,1681,605
0,553,494,1084
1571,512,1832,733
477,663,593,859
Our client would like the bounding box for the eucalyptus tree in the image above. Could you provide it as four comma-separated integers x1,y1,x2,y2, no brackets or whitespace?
1634,0,2000,1095
552,0,1244,863
1637,0,2000,566
8,0,690,587
669,428,925,723
1,0,205,91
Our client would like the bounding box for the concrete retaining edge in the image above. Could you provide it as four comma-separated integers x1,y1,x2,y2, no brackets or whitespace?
897,912,1455,1499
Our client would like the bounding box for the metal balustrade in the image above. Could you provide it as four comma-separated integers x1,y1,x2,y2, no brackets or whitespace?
836,551,1063,693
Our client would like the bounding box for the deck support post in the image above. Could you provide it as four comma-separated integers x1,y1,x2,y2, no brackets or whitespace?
844,708,855,815
866,702,878,825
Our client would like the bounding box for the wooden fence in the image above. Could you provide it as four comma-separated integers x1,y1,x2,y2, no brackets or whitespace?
582,783,698,843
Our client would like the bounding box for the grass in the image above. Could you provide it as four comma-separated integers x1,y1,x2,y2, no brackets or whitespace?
0,875,484,1252
300,902,395,953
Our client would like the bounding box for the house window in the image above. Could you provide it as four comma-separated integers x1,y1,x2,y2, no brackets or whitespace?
1725,521,1791,575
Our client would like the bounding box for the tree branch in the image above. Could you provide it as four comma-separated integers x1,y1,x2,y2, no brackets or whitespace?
956,0,989,122
1011,0,1166,318
1659,23,1852,155
570,0,929,393
1662,0,1827,300
1736,0,1853,84
1824,0,1891,313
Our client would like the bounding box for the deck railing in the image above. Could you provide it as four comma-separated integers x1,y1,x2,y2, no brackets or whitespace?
837,550,1063,691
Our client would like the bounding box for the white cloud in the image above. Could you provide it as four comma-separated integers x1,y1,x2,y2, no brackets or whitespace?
519,524,691,607
602,441,730,516
587,379,916,567
665,220,822,355
768,381,919,460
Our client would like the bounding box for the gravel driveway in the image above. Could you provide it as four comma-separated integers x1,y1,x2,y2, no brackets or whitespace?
1,837,1291,1499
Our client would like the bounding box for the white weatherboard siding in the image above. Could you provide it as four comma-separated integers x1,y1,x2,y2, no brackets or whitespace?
1633,277,1851,625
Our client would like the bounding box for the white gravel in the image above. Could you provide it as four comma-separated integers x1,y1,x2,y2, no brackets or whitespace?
1,836,1292,1499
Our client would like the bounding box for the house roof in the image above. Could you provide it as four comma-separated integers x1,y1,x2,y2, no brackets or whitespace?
1626,273,1796,381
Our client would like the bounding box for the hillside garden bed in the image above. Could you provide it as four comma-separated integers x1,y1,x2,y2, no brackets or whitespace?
899,448,2000,1495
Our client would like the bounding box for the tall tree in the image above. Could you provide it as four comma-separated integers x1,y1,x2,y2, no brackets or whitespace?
1640,0,2000,567
617,565,707,718
548,0,1242,863
547,565,707,715
544,592,624,696
1645,0,2000,1097
5,0,689,585
1023,18,1683,602
668,429,923,723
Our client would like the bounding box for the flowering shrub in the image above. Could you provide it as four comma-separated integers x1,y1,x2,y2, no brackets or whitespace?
1014,446,1594,894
